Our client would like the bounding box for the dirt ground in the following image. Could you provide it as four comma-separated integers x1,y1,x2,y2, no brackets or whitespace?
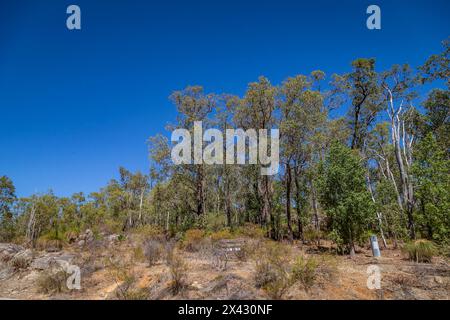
1,236,449,300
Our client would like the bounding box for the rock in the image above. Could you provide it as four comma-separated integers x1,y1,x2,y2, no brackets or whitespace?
107,234,119,243
8,249,34,270
12,249,34,263
0,243,24,254
434,276,444,285
0,244,24,262
30,256,54,270
0,266,14,281
31,252,75,270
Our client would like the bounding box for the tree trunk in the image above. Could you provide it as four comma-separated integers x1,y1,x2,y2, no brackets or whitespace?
366,173,388,248
138,188,144,224
285,163,293,241
196,166,205,216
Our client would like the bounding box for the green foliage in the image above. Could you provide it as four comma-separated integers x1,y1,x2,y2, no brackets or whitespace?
1,43,449,253
412,134,450,243
318,142,375,253
0,176,17,242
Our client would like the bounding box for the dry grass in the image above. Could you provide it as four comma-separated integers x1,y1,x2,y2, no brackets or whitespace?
402,239,437,263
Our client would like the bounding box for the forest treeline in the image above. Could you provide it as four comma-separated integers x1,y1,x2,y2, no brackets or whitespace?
1,40,448,255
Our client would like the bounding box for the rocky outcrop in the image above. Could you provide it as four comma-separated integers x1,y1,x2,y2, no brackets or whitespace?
77,229,94,247
0,243,24,263
31,252,75,270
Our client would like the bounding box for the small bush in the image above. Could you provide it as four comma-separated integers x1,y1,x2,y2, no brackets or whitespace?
115,275,148,300
235,223,266,238
133,246,145,263
64,230,79,243
316,254,338,283
253,242,293,299
36,232,64,251
235,243,250,262
119,287,149,300
254,260,278,288
291,256,318,291
37,270,68,294
168,252,188,295
304,228,322,244
209,229,234,242
143,239,163,266
183,229,205,252
403,239,437,263
103,218,123,234
163,240,176,264
133,225,165,241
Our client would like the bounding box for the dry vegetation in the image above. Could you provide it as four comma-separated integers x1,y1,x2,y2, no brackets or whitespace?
0,227,448,300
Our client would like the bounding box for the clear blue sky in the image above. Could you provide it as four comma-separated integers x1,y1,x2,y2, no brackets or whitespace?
1,0,449,197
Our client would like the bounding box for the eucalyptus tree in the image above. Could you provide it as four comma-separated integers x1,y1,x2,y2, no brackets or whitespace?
381,64,418,239
0,176,17,241
234,77,278,237
332,58,383,150
169,86,216,218
279,72,327,240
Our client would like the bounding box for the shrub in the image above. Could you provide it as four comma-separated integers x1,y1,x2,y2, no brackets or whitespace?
183,229,205,252
403,239,437,263
304,228,323,244
103,218,123,234
235,243,250,262
36,232,64,251
143,239,163,266
254,260,278,288
11,256,30,271
253,242,293,299
163,240,176,264
64,230,79,244
115,275,148,300
168,252,188,295
133,225,165,241
10,249,33,271
316,254,338,283
235,223,266,238
133,246,145,263
37,270,68,294
291,256,318,291
119,287,149,300
209,229,234,242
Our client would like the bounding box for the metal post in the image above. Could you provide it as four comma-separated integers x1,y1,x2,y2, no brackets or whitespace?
370,235,381,257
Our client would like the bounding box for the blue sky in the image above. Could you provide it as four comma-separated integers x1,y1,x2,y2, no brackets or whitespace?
0,0,449,197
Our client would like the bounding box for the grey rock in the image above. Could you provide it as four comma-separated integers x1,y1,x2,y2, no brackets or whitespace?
12,249,34,263
31,252,75,270
107,234,119,243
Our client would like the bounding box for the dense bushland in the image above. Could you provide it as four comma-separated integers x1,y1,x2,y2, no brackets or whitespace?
0,40,448,257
